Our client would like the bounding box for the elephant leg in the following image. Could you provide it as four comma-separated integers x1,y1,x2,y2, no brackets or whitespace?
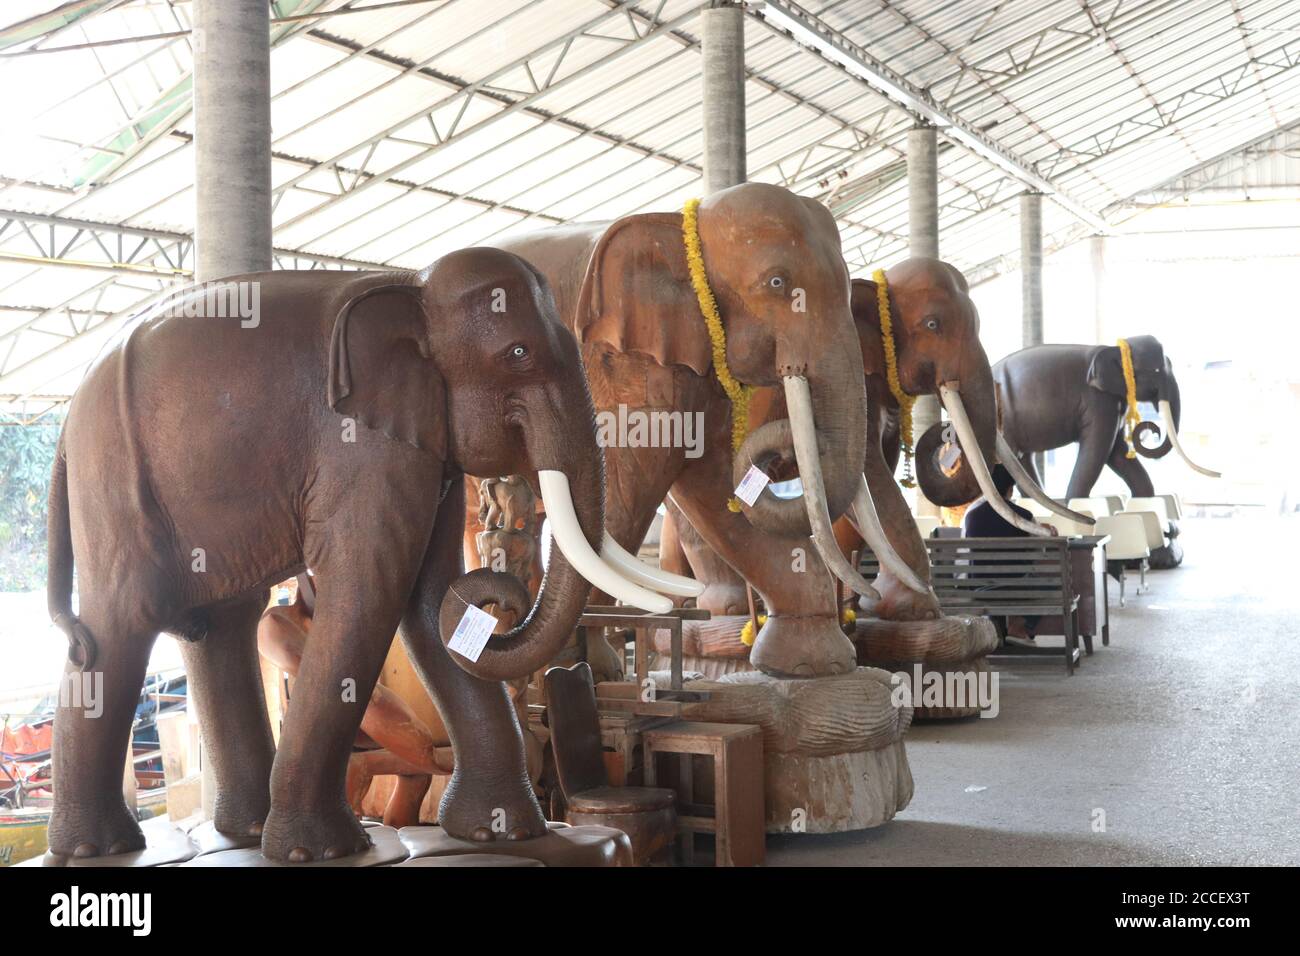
398,477,547,842
179,593,275,839
1065,412,1119,500
1105,435,1156,498
1018,452,1042,487
671,408,857,677
47,597,159,858
261,508,432,863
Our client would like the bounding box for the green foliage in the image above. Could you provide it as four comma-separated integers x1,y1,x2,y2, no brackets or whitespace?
0,416,63,591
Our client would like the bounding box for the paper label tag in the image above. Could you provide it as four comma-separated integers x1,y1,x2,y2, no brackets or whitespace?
734,465,771,507
447,604,498,663
939,441,964,472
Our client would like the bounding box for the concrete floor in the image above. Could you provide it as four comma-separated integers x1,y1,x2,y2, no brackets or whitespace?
767,514,1300,866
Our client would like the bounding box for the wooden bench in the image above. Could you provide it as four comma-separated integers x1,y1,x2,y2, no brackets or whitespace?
859,536,1082,673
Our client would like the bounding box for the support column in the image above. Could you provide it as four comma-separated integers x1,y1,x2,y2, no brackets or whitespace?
1020,191,1044,477
701,3,746,195
1090,234,1106,344
907,125,941,517
191,0,272,818
193,0,272,282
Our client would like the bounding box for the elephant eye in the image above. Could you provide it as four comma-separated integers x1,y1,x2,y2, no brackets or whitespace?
924,317,940,331
510,345,528,358
767,274,786,291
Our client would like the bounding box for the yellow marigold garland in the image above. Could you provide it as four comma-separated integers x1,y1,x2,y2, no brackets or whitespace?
738,608,857,647
683,198,755,512
1117,337,1141,460
874,268,916,488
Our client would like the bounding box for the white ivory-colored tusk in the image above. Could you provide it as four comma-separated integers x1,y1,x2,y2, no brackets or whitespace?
851,475,930,594
600,532,704,598
536,471,673,613
783,375,880,600
996,432,1095,525
1159,400,1221,478
939,385,1049,537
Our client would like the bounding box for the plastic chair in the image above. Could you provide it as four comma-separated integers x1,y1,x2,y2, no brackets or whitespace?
1095,514,1150,605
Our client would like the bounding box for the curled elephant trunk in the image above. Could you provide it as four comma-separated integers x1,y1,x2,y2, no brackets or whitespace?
914,353,999,507
939,384,1048,537
995,433,1095,525
441,468,672,682
735,377,878,599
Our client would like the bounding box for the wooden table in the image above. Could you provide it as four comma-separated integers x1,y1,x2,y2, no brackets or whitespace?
642,721,764,867
1037,534,1111,653
577,605,710,692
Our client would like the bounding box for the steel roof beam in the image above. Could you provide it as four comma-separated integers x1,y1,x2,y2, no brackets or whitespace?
749,0,1111,233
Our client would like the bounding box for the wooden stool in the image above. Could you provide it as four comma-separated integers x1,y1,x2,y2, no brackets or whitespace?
642,721,764,867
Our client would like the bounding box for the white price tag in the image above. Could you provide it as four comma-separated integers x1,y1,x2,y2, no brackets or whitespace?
939,442,964,472
733,465,771,507
447,604,498,663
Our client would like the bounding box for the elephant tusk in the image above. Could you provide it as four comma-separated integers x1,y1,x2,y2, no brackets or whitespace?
939,385,1050,537
1160,400,1221,478
537,471,673,614
996,432,1095,525
600,532,704,598
850,474,930,594
784,375,881,600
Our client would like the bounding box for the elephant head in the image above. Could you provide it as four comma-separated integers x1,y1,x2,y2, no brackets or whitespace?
853,258,1065,535
1085,335,1217,476
329,247,680,682
575,182,871,595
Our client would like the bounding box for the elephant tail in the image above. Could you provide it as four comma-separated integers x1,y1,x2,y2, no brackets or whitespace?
47,435,95,671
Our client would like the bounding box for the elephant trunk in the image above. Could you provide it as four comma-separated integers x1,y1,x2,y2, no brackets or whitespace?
440,386,671,682
913,351,1000,507
1135,372,1177,459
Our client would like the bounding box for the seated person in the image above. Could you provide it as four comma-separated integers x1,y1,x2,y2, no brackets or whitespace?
962,464,1054,641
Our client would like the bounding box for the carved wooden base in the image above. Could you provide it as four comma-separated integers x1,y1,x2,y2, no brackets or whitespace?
23,818,628,867
667,667,914,833
854,615,1000,720
179,825,409,867
397,821,633,866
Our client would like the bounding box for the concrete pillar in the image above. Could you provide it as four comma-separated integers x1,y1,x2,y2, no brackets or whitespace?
907,125,942,516
193,0,272,282
1090,234,1106,344
1020,192,1044,477
907,125,939,258
191,0,272,817
1020,192,1043,349
701,3,746,195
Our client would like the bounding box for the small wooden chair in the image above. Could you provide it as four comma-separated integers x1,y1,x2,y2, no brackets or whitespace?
544,662,676,865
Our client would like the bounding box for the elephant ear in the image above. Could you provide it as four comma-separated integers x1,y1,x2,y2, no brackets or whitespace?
1086,344,1126,396
575,213,712,375
327,284,447,458
850,277,886,378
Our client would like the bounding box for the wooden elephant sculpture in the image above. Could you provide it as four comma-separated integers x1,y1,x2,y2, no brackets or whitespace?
43,248,678,862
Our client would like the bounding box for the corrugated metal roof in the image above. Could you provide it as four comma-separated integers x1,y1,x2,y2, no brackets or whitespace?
1,0,1298,417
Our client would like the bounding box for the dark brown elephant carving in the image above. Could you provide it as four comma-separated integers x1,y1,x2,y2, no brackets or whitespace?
916,335,1217,567
43,248,677,862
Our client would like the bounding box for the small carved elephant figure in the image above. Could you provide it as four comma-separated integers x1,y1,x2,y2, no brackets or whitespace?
477,474,538,534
